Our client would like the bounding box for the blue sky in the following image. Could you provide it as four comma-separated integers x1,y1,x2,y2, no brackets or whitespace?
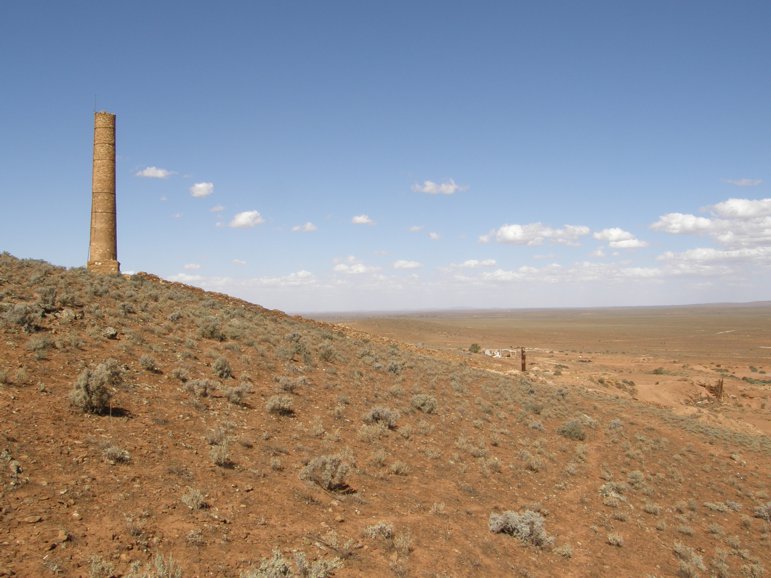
1,1,769,312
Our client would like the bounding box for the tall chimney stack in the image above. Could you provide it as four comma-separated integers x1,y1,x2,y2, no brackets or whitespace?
87,111,120,274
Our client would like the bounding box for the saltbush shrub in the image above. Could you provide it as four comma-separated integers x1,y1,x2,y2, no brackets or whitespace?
411,394,437,414
488,510,554,548
300,454,351,492
70,359,122,414
363,406,400,429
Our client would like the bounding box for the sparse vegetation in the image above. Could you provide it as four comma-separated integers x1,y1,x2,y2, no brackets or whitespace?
266,395,294,416
488,510,554,548
241,548,342,578
69,358,122,413
300,453,351,492
1,253,770,577
363,406,400,429
411,393,437,414
557,418,586,441
181,487,208,510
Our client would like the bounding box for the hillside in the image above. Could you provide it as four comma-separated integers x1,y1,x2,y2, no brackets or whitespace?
0,252,769,577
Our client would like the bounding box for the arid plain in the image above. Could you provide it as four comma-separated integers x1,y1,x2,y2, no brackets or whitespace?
320,304,771,437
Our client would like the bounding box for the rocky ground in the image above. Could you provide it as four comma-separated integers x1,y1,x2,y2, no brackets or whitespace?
1,253,769,577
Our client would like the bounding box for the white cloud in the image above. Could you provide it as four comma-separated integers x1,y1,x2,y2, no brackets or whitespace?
480,223,590,246
393,260,422,270
479,264,564,283
210,205,224,213
168,272,203,283
136,166,173,179
428,232,441,240
292,222,318,232
593,228,648,248
611,238,648,249
190,182,214,198
260,270,315,286
183,263,201,270
229,210,264,228
412,178,466,195
452,259,497,269
651,213,712,234
232,259,246,265
723,178,762,187
712,198,771,218
333,256,379,275
652,198,771,248
409,225,424,232
352,214,374,225
171,212,182,220
659,246,771,265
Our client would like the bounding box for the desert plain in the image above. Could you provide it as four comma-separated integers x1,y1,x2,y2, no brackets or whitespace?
320,304,771,437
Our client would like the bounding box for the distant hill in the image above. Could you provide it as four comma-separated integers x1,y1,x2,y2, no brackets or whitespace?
0,252,769,577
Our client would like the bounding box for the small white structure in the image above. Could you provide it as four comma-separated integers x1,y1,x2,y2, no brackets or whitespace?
483,348,516,358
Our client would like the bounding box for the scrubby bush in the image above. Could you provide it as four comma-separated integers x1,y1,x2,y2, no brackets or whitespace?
140,355,159,373
469,343,481,353
4,303,42,333
754,501,771,522
225,383,251,406
300,453,351,492
70,359,122,414
125,553,182,578
558,419,586,441
266,395,294,416
241,549,341,578
411,394,437,414
363,406,400,429
210,441,231,468
199,317,225,341
607,532,624,547
489,510,554,548
184,379,216,398
213,356,232,379
103,445,130,464
181,487,208,510
364,522,394,540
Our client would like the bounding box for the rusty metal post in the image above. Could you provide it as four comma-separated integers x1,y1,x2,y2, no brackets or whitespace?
521,347,527,372
87,111,120,274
